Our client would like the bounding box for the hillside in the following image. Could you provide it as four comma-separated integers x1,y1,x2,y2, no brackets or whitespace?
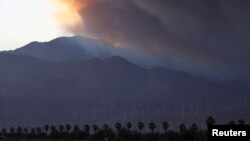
0,53,249,126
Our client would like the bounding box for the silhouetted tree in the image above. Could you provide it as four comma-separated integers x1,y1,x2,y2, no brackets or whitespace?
149,122,156,133
59,125,64,133
162,121,169,133
84,124,90,133
138,121,144,133
238,119,245,125
206,116,215,127
24,128,28,136
115,122,122,132
73,125,80,133
50,126,58,138
191,123,198,133
44,124,49,135
50,126,57,132
72,125,80,139
30,128,36,136
17,126,23,136
9,127,15,135
2,128,7,137
228,121,236,125
66,124,71,133
179,124,186,133
103,124,109,131
36,127,42,136
0,117,242,141
93,125,99,133
127,122,132,130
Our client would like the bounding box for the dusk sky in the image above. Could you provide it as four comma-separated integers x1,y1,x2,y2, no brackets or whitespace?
0,0,74,51
1,0,250,80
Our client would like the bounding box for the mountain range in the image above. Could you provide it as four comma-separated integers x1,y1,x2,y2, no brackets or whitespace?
0,36,249,127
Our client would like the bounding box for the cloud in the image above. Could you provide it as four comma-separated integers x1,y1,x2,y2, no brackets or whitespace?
56,0,250,80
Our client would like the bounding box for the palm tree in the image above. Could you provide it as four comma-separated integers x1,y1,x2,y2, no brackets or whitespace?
9,127,15,135
228,121,236,125
162,121,169,133
44,124,49,135
191,123,198,133
16,126,23,135
73,125,80,133
103,124,109,131
149,122,156,133
59,125,64,133
138,121,144,133
127,122,132,130
66,124,71,133
93,125,99,133
115,122,122,132
179,124,186,133
84,124,90,133
24,128,28,136
31,128,36,136
36,127,42,135
206,116,215,127
238,119,245,125
50,126,57,135
2,128,7,137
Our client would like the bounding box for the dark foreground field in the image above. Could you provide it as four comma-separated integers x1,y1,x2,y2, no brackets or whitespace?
0,117,247,141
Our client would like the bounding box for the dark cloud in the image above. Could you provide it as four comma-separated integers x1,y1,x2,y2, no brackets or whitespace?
62,0,250,80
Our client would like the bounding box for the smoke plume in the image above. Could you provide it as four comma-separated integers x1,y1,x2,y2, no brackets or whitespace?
55,0,250,80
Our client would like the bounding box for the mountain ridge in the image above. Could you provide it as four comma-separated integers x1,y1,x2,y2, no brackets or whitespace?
0,37,249,126
12,36,116,63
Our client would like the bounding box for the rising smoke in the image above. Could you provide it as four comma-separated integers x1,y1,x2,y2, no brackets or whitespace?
55,0,250,80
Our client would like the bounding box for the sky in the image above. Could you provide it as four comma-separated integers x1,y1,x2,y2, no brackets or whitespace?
0,0,250,80
0,0,73,51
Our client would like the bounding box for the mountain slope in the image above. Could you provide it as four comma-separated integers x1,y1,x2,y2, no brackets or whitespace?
0,53,249,126
13,36,117,62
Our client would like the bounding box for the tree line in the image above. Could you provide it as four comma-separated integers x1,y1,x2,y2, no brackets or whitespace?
0,116,246,141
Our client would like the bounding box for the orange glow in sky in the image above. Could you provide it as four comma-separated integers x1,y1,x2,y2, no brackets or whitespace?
54,0,89,30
